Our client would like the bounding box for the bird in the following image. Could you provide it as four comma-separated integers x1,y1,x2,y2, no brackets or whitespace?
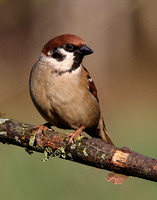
29,34,114,145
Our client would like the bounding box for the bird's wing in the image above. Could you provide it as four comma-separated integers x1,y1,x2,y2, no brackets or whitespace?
81,65,99,102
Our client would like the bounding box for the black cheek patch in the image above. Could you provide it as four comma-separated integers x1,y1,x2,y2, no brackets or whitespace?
52,50,66,61
70,51,83,71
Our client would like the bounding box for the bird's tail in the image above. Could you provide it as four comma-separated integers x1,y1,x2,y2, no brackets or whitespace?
97,114,114,146
102,119,114,146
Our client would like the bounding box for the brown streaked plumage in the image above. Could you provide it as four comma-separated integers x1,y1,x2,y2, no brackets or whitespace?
30,34,114,145
82,65,99,102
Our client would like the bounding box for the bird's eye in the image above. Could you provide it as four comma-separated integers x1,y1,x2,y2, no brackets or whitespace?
65,43,73,51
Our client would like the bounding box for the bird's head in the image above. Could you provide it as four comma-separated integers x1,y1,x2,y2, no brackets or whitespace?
40,34,93,74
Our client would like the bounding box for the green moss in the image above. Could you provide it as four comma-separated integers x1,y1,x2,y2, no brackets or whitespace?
29,135,36,146
67,153,73,160
53,147,66,159
42,147,53,162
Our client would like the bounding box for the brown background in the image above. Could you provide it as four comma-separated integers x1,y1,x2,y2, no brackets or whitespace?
0,1,156,200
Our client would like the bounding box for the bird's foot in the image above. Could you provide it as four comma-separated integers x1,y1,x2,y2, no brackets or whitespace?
33,123,52,136
65,125,86,145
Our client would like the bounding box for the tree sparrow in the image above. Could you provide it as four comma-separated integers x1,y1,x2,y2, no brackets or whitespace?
29,34,114,145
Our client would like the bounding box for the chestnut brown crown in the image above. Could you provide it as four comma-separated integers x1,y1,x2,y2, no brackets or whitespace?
42,34,86,56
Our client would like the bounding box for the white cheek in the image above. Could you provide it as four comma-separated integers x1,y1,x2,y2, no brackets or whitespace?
39,48,74,72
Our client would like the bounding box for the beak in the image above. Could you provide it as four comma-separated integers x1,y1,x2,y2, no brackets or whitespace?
79,44,94,55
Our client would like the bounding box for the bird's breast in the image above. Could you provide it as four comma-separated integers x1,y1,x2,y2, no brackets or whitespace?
30,62,100,130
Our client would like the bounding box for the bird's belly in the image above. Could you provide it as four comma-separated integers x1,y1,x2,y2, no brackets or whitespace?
48,85,100,130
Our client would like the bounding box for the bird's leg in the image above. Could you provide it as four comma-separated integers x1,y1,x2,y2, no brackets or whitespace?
66,125,86,145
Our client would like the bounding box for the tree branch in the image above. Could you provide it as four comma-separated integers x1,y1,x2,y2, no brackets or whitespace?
0,117,156,183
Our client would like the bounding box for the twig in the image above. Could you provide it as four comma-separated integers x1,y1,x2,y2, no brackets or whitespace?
0,117,156,182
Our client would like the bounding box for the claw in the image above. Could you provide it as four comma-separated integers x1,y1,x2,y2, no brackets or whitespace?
33,123,52,136
65,125,86,145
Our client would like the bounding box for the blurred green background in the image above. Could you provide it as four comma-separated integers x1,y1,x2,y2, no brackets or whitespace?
0,0,157,199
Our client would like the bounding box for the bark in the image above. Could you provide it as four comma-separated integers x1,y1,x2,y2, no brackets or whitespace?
0,117,156,182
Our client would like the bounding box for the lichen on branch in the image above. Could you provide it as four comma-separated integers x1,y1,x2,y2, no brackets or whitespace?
0,117,157,183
